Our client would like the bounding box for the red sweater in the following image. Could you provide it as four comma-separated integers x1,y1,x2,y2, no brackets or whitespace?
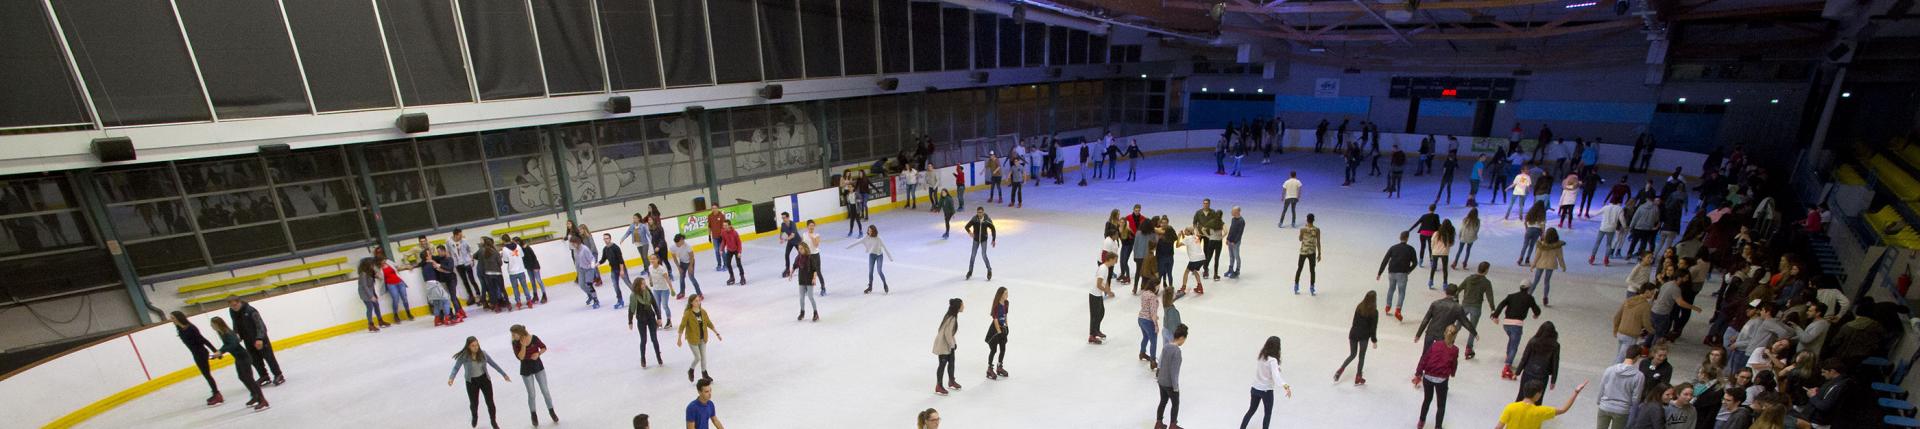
1416,341,1459,379
720,228,743,253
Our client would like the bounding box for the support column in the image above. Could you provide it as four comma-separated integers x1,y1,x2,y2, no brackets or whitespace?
546,131,578,225
815,100,834,186
694,107,721,205
1046,83,1060,136
1807,66,1847,169
74,170,153,323
349,146,393,261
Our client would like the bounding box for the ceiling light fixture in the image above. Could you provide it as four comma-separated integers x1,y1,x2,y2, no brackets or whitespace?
1677,97,1687,103
1309,47,1326,53
1770,99,1779,104
1140,74,1148,78
1201,87,1209,92
1722,98,1732,103
1841,92,1852,98
1565,2,1597,8
1228,88,1235,92
1498,99,1507,104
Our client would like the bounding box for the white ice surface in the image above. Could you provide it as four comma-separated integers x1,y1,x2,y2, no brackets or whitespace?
82,151,1716,428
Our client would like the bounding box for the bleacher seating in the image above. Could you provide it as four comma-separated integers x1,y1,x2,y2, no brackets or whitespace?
488,221,553,242
176,257,351,305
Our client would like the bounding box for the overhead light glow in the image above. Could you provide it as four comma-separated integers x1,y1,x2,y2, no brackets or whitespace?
1140,74,1148,78
1228,88,1236,92
1841,92,1852,98
1201,87,1209,92
1722,98,1732,103
1257,88,1265,93
1770,99,1779,104
1309,47,1326,53
1498,99,1507,104
1677,97,1687,103
1565,2,1597,8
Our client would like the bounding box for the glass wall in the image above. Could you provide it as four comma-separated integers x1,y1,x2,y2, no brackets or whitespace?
0,175,115,300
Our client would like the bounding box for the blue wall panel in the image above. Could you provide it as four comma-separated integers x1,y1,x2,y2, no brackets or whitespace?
1188,100,1274,130
1418,100,1475,118
1272,95,1369,115
1513,101,1654,124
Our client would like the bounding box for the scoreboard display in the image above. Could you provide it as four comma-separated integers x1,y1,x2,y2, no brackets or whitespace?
1389,77,1517,100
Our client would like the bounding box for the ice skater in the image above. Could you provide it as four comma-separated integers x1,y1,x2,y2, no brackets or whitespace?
1225,207,1245,278
1386,145,1407,198
985,152,1003,203
1415,325,1461,429
452,228,479,309
648,258,673,328
227,297,285,386
1335,292,1379,385
964,207,997,281
1295,214,1320,295
1006,158,1025,208
569,235,601,308
1428,220,1455,288
1528,228,1567,306
1377,232,1418,321
793,242,821,321
1177,227,1207,295
448,336,507,428
672,234,703,299
848,225,894,293
1452,209,1480,269
1280,172,1302,228
627,280,665,368
984,287,1011,380
1434,152,1458,205
618,214,656,275
1594,197,1626,266
1155,324,1189,429
209,317,268,411
676,294,722,382
1240,336,1292,429
509,325,559,426
1518,202,1548,265
804,221,826,295
778,212,801,277
356,258,388,331
516,237,547,304
171,311,222,406
1090,253,1116,344
1493,284,1542,379
377,258,415,322
937,189,956,239
1557,173,1581,229
1126,140,1144,181
1511,322,1560,398
719,222,745,285
1191,199,1224,279
1138,276,1162,371
476,238,506,310
1457,262,1496,360
1504,165,1533,220
426,246,462,324
503,238,531,309
600,234,630,309
933,298,963,396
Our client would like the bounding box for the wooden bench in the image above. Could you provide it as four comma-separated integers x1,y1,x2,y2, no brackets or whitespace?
489,221,551,238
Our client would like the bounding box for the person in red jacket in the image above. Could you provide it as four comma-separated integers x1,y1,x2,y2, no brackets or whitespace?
952,165,967,211
1415,325,1461,429
720,223,745,285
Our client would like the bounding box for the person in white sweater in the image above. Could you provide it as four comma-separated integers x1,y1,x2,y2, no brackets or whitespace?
1239,336,1293,429
902,165,922,209
1593,199,1627,266
847,225,895,294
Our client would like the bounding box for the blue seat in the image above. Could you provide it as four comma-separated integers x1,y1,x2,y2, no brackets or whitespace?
1885,397,1918,417
1889,415,1920,428
1869,356,1894,367
1879,382,1911,400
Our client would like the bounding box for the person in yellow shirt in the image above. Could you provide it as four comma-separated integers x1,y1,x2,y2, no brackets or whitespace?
1497,379,1588,429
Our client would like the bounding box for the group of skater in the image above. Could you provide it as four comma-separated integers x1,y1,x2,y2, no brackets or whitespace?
158,120,1896,429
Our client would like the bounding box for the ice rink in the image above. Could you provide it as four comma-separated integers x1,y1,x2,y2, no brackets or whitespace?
84,150,1711,428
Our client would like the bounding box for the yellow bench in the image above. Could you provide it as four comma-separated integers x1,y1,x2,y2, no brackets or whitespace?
396,239,447,255
489,221,551,237
1866,206,1920,250
176,257,350,295
269,269,354,288
1836,165,1866,186
1868,155,1920,201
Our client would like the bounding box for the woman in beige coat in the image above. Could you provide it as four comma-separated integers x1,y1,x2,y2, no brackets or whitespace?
1529,228,1568,306
933,298,964,395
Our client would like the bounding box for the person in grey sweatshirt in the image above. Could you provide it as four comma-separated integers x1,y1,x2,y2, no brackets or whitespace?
570,235,602,309
1156,324,1189,429
448,336,510,429
1415,283,1477,351
1726,303,1794,376
1598,345,1648,429
1628,197,1663,257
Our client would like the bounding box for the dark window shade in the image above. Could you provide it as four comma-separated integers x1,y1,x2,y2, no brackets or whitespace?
176,0,310,119
800,0,841,78
287,211,366,250
940,7,967,71
460,0,544,100
533,0,604,94
0,1,90,128
656,0,712,87
971,13,994,70
1022,23,1044,67
839,0,874,75
997,18,1019,68
283,0,396,112
1048,26,1067,65
877,0,909,74
205,223,289,264
708,0,761,83
52,0,210,126
1068,29,1087,65
908,2,938,72
377,0,473,106
758,0,802,80
597,0,664,90
1089,35,1106,64
127,235,204,276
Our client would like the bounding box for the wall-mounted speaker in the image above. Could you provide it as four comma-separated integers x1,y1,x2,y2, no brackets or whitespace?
1343,67,1362,74
1047,67,1062,78
969,71,988,83
1826,40,1855,63
1512,69,1533,76
258,143,292,155
758,84,784,99
877,77,900,91
396,113,429,133
91,137,135,163
685,105,705,116
605,96,631,114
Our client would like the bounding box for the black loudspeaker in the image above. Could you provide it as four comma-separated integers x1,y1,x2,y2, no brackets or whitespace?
685,105,705,116
877,77,900,91
758,84,784,99
606,96,631,114
969,71,988,83
1343,67,1362,74
395,113,429,133
1512,69,1533,76
1046,67,1062,78
924,86,939,93
1826,42,1854,63
90,137,135,163
258,143,292,155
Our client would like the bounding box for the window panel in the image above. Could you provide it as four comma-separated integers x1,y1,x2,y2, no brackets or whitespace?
363,141,419,173
593,118,654,199
418,135,485,165
371,172,425,204
380,201,433,234
708,0,761,83
0,246,116,299
190,190,277,230
878,0,909,74
1022,23,1044,67
204,222,288,264
52,0,210,125
460,0,544,100
839,0,874,75
1068,29,1087,65
378,0,473,105
424,163,489,196
800,0,841,78
266,148,349,184
835,98,871,161
176,0,310,118
0,212,92,256
758,0,802,80
283,0,396,112
1048,26,1068,66
997,18,1019,68
597,0,664,90
647,114,704,190
547,124,608,202
656,0,713,86
0,1,90,127
96,168,179,203
533,0,604,94
431,192,493,226
276,180,358,218
288,211,366,250
105,200,190,240
1089,35,1107,64
971,13,994,70
908,2,939,72
178,158,267,195
940,7,967,71
126,235,205,276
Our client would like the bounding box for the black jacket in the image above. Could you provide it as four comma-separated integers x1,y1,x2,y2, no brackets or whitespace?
177,324,216,357
1378,243,1417,275
965,215,997,243
229,303,269,341
600,243,625,268
1493,291,1542,321
1349,310,1379,342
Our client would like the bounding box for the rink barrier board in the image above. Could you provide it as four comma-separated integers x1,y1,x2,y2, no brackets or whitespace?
25,129,1702,428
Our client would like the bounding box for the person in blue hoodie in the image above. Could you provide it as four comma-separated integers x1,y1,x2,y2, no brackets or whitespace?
1597,345,1648,429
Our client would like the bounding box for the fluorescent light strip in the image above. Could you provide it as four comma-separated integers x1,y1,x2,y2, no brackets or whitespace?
1565,2,1597,8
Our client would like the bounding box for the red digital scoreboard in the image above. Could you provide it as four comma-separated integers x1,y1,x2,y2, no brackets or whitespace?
1389,77,1516,100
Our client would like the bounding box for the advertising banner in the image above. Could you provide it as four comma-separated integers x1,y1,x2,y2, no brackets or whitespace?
675,204,755,239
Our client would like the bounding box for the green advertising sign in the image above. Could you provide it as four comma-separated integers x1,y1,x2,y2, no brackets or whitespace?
676,204,755,239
